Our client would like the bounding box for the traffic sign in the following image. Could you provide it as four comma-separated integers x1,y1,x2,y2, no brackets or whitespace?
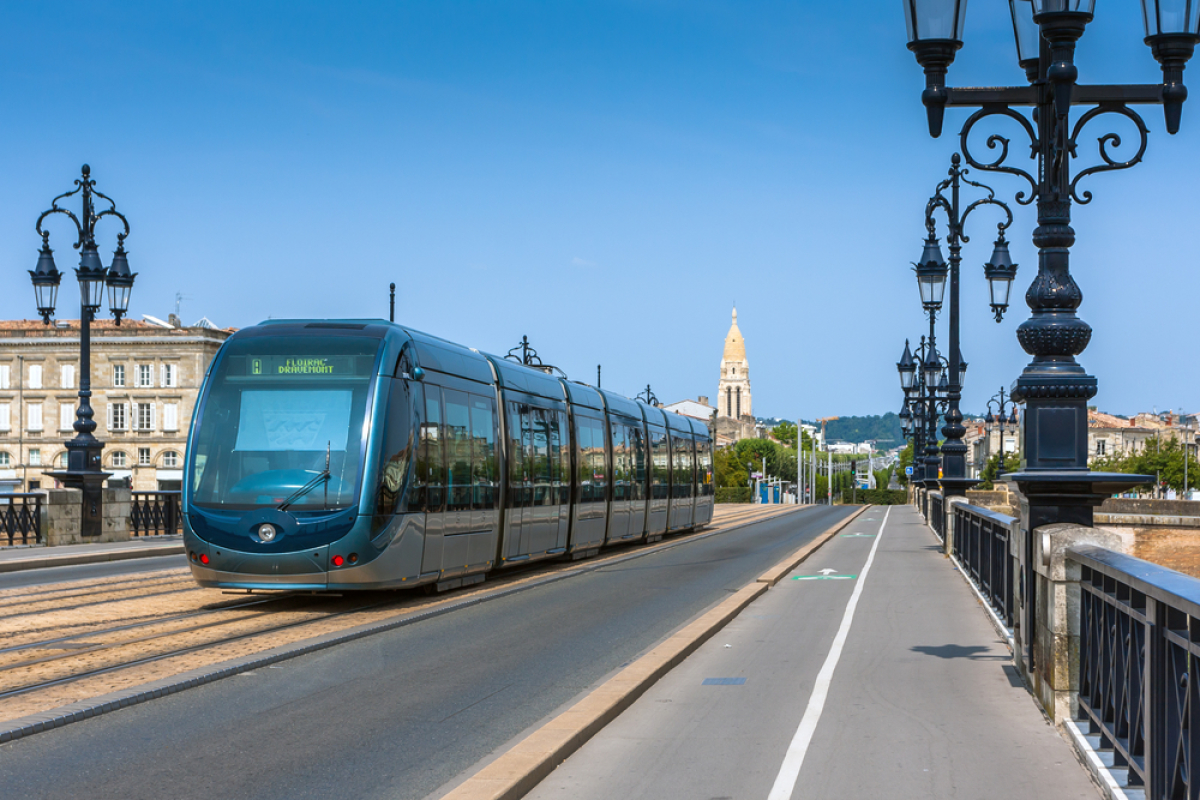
905,466,913,476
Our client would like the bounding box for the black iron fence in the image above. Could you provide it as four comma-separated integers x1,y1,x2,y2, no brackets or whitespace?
0,493,41,546
930,492,944,541
1071,544,1200,798
952,503,1015,629
130,491,182,536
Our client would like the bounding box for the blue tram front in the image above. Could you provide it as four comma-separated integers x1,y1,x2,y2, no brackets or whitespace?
183,320,714,591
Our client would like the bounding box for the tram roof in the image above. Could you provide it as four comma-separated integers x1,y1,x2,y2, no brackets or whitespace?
599,389,642,421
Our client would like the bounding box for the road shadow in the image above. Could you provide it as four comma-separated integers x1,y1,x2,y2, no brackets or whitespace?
911,644,1009,661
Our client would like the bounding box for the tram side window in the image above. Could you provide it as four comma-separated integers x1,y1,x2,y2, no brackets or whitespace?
611,422,627,502
574,416,592,503
676,436,695,498
650,428,670,500
421,385,445,512
507,402,527,509
531,407,552,507
630,425,647,502
699,440,714,496
547,409,565,505
376,378,415,514
444,389,471,512
470,394,496,510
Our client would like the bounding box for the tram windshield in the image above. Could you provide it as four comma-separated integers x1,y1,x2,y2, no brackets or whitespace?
188,335,380,511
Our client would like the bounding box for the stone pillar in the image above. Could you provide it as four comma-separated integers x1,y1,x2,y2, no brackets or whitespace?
40,487,131,546
1022,522,1130,723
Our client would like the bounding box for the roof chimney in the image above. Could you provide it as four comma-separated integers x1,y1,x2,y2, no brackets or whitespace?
698,395,709,406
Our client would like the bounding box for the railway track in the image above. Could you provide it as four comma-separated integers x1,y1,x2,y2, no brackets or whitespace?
0,504,798,729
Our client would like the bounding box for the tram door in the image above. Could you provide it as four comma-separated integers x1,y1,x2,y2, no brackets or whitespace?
628,424,648,538
606,420,631,541
506,401,532,557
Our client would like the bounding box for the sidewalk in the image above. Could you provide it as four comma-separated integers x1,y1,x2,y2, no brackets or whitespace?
0,535,184,573
527,505,1099,799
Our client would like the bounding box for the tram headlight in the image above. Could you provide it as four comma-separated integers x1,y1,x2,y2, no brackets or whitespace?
257,523,277,543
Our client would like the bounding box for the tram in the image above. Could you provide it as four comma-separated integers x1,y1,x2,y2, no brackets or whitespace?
183,320,715,591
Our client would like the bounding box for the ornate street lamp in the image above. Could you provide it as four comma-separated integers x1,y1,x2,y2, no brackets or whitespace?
986,386,1020,481
916,153,1015,499
32,164,135,538
913,236,948,311
902,1,1167,517
897,340,917,391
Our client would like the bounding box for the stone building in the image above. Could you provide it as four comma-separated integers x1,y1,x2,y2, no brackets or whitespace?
1087,409,1195,463
0,318,232,492
715,308,758,446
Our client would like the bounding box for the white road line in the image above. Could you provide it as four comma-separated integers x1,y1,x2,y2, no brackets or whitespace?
766,506,891,800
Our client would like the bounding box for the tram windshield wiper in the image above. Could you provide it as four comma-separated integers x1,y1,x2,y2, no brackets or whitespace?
278,442,332,511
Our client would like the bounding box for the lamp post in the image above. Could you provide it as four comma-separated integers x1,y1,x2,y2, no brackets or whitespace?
32,164,135,538
916,153,1017,499
986,386,1020,481
636,385,659,406
904,0,1164,525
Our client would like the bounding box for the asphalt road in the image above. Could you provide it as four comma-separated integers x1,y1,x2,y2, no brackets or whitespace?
0,554,188,590
0,504,854,800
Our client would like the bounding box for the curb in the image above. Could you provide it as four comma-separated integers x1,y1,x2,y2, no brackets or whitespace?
439,505,865,800
0,506,810,745
1063,719,1132,800
0,544,185,573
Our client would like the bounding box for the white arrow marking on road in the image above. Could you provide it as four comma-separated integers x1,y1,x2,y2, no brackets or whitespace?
818,568,837,575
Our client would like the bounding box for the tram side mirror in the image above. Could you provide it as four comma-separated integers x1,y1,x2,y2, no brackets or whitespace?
411,367,425,381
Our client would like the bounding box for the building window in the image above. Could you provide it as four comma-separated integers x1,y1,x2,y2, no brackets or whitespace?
138,447,151,466
136,402,154,431
0,452,9,467
163,403,179,431
0,365,10,389
60,364,75,389
28,364,42,389
113,364,125,387
161,363,177,388
163,450,179,468
60,403,74,431
112,451,127,468
736,387,741,418
27,404,42,432
28,449,40,466
137,364,153,388
108,402,128,431
1097,440,1107,455
0,403,9,432
58,452,68,468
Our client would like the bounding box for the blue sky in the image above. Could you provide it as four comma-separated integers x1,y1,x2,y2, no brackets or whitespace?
0,1,1192,420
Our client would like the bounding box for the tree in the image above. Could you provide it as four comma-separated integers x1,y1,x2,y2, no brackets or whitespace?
976,450,1021,490
772,422,798,449
714,447,749,490
1093,435,1200,493
896,440,915,486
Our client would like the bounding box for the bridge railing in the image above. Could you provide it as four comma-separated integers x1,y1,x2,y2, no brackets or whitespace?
929,492,945,541
1069,544,1200,797
952,502,1016,629
0,493,42,546
130,491,182,536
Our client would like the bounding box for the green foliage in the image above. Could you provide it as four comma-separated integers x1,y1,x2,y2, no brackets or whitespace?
772,422,797,448
896,441,915,486
841,488,907,505
714,447,749,490
715,487,752,503
732,438,797,483
1091,435,1200,492
872,468,892,491
976,450,1022,490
